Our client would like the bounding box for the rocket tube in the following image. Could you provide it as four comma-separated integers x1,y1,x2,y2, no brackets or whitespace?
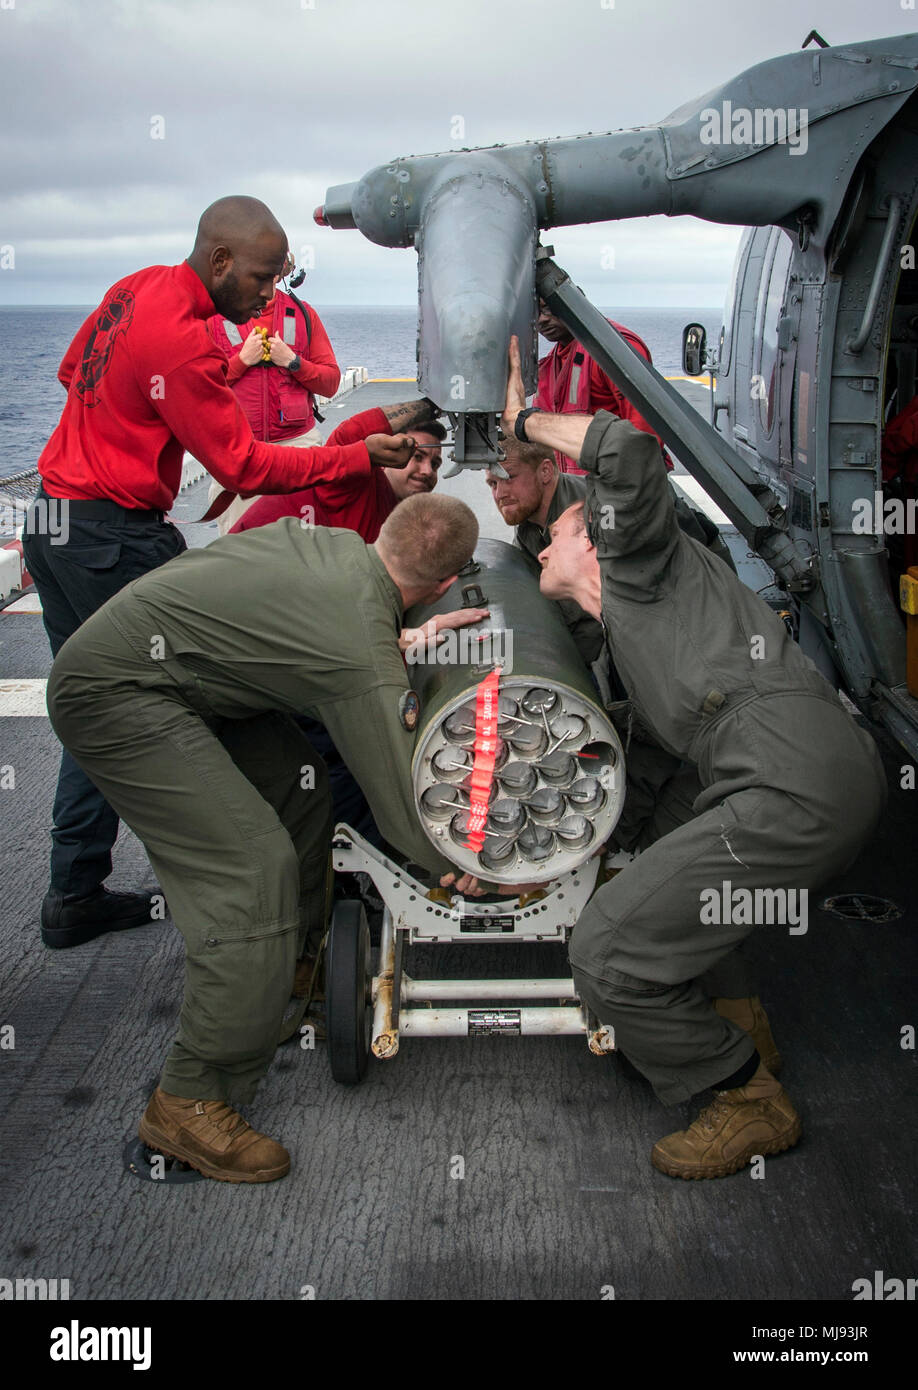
406,540,625,885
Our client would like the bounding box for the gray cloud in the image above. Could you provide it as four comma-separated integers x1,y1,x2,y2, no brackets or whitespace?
0,0,907,303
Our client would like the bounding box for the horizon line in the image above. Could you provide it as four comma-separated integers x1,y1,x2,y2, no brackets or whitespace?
0,301,727,311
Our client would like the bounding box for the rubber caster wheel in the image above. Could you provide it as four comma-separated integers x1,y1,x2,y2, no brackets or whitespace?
326,899,372,1083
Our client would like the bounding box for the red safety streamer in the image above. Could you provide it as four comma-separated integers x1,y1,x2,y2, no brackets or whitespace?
462,667,502,852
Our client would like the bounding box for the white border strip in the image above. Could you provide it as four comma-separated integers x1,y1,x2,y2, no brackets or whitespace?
0,678,49,716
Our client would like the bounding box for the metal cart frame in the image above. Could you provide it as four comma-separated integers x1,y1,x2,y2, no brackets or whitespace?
325,823,616,1082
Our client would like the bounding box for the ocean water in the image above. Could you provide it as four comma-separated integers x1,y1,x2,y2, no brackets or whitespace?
0,304,723,480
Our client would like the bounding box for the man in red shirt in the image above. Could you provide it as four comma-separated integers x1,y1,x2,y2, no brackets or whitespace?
883,395,918,479
535,297,666,474
231,403,446,539
882,394,918,572
22,195,415,951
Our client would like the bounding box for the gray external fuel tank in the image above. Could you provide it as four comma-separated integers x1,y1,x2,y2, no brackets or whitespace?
404,539,625,886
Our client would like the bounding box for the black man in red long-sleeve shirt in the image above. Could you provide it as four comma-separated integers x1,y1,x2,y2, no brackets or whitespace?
23,195,415,950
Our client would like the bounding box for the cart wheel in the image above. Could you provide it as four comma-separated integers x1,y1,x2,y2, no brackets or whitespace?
326,899,373,1084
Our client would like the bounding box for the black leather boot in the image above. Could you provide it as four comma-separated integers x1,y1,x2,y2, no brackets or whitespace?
41,887,161,949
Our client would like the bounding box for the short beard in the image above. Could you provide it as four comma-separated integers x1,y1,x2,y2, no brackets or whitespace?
211,269,244,323
501,498,540,526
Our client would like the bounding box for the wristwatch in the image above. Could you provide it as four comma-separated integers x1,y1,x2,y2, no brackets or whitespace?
514,406,542,441
287,354,302,372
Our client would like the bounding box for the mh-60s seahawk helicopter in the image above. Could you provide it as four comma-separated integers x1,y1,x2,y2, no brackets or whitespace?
316,28,918,763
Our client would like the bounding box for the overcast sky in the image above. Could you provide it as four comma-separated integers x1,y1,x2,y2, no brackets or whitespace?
0,0,911,307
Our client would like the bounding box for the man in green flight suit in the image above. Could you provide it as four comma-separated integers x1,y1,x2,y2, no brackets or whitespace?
46,493,480,1183
485,431,758,1012
501,337,887,1179
484,437,733,849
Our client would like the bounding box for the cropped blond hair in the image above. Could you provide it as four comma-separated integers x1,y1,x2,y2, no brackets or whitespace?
376,493,478,588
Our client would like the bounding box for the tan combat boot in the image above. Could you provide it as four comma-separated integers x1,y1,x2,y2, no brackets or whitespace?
714,995,782,1074
651,1063,801,1179
138,1087,290,1183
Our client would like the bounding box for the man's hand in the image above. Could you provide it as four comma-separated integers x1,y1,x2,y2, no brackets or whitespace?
439,872,546,898
367,433,416,468
439,871,488,897
501,334,528,438
268,334,297,369
503,335,593,463
238,329,265,368
431,607,490,634
398,608,490,654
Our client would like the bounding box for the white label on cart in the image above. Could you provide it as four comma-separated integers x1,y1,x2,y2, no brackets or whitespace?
468,1009,522,1036
460,914,515,934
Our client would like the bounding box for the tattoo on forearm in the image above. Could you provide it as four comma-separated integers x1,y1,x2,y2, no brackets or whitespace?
383,399,439,429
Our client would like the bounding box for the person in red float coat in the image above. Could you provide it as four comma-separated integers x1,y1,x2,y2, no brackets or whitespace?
882,393,918,572
205,269,341,531
535,297,669,475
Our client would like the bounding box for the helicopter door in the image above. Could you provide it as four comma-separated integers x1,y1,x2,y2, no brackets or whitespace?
881,208,918,592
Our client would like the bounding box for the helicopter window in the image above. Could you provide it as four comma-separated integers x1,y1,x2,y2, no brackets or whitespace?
755,230,794,437
719,229,752,377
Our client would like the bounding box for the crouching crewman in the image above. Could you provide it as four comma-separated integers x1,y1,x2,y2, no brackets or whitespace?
503,337,886,1179
46,492,481,1183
